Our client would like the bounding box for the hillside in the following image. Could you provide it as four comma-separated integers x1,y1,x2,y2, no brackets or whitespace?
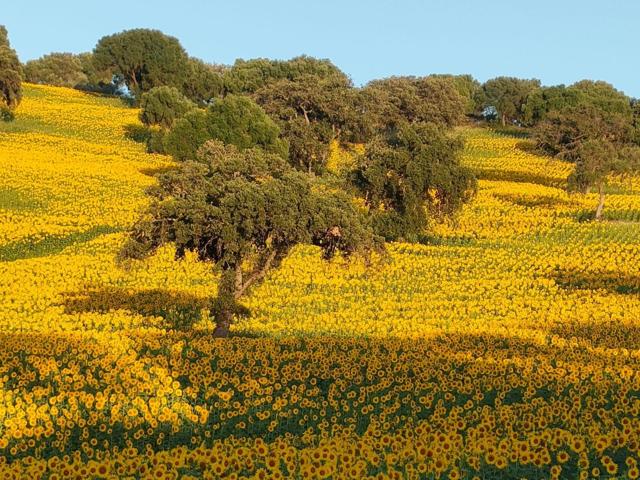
1,85,640,478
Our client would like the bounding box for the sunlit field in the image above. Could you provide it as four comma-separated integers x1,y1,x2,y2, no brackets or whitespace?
1,84,640,479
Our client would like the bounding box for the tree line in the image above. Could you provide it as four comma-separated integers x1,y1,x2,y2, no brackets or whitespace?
1,26,638,335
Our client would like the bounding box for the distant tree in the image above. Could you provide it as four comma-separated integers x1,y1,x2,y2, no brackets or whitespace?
139,86,195,129
121,140,378,337
429,74,480,114
0,25,23,117
534,104,632,159
24,52,116,92
254,74,357,173
24,53,89,88
632,99,640,146
93,29,189,97
75,52,117,93
568,140,640,220
351,122,476,240
524,80,632,127
476,77,541,125
533,82,638,220
224,55,347,94
363,76,467,129
182,58,225,105
570,80,633,118
414,76,468,126
164,95,287,161
522,85,582,125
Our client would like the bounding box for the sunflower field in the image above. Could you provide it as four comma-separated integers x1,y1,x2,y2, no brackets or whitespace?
1,84,640,479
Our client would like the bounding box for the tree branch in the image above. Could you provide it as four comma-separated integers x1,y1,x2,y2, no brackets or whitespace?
234,248,280,299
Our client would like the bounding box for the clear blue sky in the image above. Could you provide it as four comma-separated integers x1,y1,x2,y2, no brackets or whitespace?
4,0,639,97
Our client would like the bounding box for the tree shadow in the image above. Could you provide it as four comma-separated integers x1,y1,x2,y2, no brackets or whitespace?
495,193,571,209
551,268,640,296
61,287,212,330
476,169,563,188
549,321,640,350
123,123,150,143
0,225,120,262
138,165,179,177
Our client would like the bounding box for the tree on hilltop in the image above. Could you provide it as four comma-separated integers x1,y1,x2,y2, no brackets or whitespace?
93,29,190,97
224,55,347,94
524,80,632,127
533,84,639,220
25,53,88,88
363,76,467,129
0,25,23,119
476,77,541,125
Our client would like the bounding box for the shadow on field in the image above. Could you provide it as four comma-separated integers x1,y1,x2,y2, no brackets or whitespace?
61,287,211,330
551,268,640,296
549,321,640,350
138,165,180,177
0,226,120,262
476,169,563,188
495,193,571,209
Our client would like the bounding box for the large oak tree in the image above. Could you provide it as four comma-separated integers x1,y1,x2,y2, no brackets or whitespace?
121,141,378,336
93,29,190,97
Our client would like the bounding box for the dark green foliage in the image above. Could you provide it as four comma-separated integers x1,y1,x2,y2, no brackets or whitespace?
224,55,347,94
139,86,194,129
255,74,358,173
567,140,640,220
532,81,638,220
428,74,481,114
567,141,617,193
476,77,541,125
204,95,286,156
121,140,377,336
164,95,287,161
93,29,190,97
522,85,582,125
415,76,468,126
123,123,152,143
25,53,88,88
147,128,167,154
75,53,117,93
0,107,15,122
534,104,632,160
363,76,467,130
571,80,633,117
632,100,640,146
162,109,209,161
352,122,477,241
182,58,225,105
0,25,23,113
524,80,632,127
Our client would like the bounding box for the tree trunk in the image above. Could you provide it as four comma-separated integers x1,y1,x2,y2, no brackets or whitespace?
301,107,310,125
501,114,506,127
129,71,139,94
211,250,282,338
594,184,606,221
212,306,233,338
212,266,242,338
